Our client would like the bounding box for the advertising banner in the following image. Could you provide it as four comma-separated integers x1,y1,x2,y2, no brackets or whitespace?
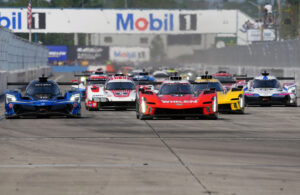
110,47,150,62
46,45,67,62
0,8,240,34
67,46,109,65
247,29,276,42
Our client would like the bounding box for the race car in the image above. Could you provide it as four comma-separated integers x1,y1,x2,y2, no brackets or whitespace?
152,71,169,82
243,71,297,106
193,72,245,113
136,76,218,120
4,76,81,118
72,71,108,98
132,71,154,81
85,75,136,110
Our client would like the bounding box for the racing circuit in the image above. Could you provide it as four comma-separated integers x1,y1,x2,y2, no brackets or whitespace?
0,73,300,195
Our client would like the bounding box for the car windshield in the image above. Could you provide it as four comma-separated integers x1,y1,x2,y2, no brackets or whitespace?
253,79,280,88
154,73,169,78
193,82,223,92
159,83,192,95
106,82,135,90
213,75,235,83
26,82,60,96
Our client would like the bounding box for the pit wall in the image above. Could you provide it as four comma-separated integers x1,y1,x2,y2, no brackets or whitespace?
0,67,53,95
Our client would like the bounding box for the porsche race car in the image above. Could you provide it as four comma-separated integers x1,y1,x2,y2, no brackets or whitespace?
5,76,81,118
85,75,136,110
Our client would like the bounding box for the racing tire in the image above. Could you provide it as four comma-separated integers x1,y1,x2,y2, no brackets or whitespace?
207,113,218,120
5,115,19,119
236,107,245,114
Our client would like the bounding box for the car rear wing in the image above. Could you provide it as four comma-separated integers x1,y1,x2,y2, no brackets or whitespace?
135,81,162,86
235,76,295,82
7,82,79,86
277,77,295,80
86,79,106,85
7,82,29,85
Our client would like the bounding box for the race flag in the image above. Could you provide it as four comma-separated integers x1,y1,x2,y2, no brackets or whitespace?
27,0,32,29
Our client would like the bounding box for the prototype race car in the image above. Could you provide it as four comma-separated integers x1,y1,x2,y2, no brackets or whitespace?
5,76,81,118
73,71,108,98
243,72,297,106
136,76,218,120
132,72,154,81
153,71,169,82
85,75,136,110
194,73,245,113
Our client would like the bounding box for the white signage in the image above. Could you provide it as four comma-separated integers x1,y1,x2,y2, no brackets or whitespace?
247,29,276,42
0,8,244,34
110,47,150,62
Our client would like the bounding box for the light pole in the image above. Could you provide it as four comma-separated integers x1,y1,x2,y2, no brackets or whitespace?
124,0,128,8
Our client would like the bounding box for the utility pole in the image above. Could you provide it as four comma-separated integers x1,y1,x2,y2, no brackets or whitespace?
124,0,128,9
277,0,281,40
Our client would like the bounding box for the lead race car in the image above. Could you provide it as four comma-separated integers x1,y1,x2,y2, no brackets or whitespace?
4,76,81,118
85,75,136,110
136,76,218,120
242,71,297,106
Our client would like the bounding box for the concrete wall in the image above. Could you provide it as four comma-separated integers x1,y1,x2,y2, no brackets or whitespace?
1,67,53,95
0,71,7,95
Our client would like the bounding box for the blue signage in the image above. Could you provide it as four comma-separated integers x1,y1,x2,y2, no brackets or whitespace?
46,45,68,62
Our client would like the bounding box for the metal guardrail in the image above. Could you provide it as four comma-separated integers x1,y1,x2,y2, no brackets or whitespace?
191,40,300,68
0,26,48,71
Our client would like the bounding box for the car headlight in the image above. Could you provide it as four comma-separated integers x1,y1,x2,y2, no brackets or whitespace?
70,94,81,103
212,96,217,113
141,97,147,113
80,77,86,82
239,95,244,109
6,94,17,103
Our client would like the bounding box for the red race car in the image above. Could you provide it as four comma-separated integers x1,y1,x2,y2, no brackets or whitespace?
136,77,218,120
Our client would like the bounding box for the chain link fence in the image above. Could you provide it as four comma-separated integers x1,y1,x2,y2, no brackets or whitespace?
189,39,300,68
0,26,48,71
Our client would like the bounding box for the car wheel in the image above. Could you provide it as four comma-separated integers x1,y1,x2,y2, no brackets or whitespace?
5,115,19,119
208,113,218,120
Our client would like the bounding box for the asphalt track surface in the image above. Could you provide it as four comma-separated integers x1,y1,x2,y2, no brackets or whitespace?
0,73,300,195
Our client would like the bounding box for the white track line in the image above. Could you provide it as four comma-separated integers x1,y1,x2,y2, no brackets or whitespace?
0,163,181,168
54,75,64,82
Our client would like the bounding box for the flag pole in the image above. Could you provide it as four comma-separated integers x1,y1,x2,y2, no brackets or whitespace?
28,0,32,42
29,29,32,42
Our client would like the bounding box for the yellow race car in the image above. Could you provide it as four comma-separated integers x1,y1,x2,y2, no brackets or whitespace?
193,75,245,113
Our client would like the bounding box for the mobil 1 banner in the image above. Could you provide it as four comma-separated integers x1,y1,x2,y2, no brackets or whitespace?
110,47,150,63
0,8,239,34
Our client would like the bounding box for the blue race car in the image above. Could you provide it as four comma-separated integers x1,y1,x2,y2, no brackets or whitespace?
132,72,154,81
5,76,81,119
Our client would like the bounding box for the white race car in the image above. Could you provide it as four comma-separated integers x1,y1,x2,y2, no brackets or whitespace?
244,72,297,106
85,75,136,110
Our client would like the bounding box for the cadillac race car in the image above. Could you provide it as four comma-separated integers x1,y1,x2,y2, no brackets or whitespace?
5,76,81,119
85,75,136,110
136,76,218,120
243,72,297,106
194,73,245,113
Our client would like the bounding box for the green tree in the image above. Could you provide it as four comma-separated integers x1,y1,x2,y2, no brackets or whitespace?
279,0,299,39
